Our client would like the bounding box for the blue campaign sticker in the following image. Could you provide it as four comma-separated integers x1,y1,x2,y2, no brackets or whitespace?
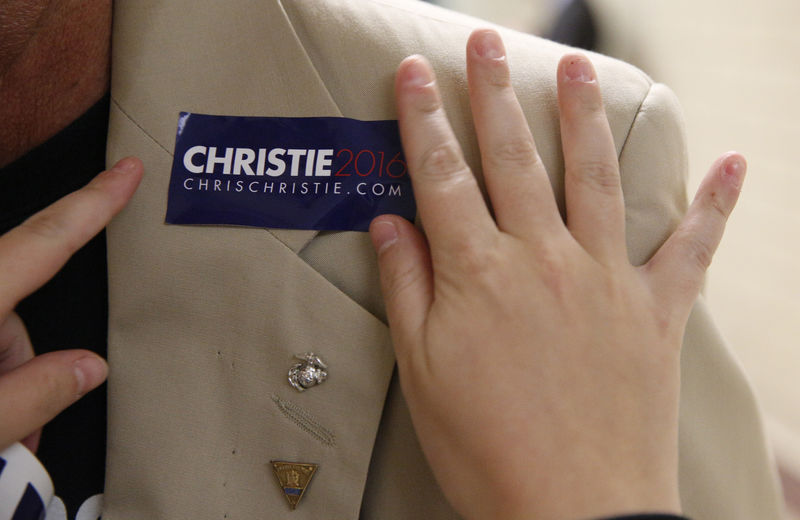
166,113,415,231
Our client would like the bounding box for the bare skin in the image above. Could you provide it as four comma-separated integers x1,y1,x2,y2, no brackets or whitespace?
0,0,114,451
0,156,143,452
370,29,744,520
0,0,111,167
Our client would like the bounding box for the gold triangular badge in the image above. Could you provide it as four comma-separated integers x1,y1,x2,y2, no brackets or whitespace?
270,460,318,510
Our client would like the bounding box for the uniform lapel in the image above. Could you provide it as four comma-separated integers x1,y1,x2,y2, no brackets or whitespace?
105,1,398,518
110,0,355,253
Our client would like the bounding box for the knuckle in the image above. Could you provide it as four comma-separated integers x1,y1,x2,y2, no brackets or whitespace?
414,88,442,114
451,234,500,280
533,243,570,299
19,211,78,255
705,190,732,220
577,95,604,114
684,236,715,273
484,61,512,88
384,262,425,306
0,316,30,366
458,248,492,279
572,159,620,194
486,137,538,170
81,180,109,201
31,364,76,415
21,212,64,240
416,142,470,180
565,85,605,115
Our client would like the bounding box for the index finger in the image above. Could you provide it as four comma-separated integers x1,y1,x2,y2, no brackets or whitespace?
395,55,497,263
0,157,143,316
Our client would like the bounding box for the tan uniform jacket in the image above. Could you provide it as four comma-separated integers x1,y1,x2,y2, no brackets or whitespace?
104,0,785,518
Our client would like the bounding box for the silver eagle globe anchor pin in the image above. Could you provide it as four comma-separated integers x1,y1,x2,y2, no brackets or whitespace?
288,352,328,392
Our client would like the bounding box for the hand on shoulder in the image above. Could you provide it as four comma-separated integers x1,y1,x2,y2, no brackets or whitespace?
371,29,742,520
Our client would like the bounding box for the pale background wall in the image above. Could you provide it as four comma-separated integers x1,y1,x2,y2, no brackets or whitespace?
437,0,800,517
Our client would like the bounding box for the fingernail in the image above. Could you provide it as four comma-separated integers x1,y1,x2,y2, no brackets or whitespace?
722,154,746,189
370,219,399,254
73,356,108,397
402,56,435,87
563,56,595,83
475,30,505,60
111,156,140,174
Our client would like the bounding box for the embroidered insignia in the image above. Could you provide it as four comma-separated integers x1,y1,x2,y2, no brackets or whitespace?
270,461,318,510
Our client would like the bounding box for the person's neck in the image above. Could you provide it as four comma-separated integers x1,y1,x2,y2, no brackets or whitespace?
0,0,111,168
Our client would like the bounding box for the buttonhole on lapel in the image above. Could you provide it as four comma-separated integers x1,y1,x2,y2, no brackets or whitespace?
271,394,336,447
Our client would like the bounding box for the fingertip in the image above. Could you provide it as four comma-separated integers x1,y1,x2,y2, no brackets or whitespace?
469,29,506,60
370,216,400,255
110,156,143,175
396,56,442,119
559,53,597,84
467,29,511,90
557,54,604,117
720,152,746,190
73,354,108,397
93,156,143,194
397,55,435,89
98,156,144,206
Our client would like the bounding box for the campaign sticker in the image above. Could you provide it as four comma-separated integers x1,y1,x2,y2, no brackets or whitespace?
165,113,415,232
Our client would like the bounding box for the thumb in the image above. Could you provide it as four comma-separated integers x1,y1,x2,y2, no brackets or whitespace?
0,350,108,451
369,216,433,360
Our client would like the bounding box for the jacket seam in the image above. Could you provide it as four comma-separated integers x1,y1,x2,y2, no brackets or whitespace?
617,81,655,162
109,97,173,157
275,0,343,119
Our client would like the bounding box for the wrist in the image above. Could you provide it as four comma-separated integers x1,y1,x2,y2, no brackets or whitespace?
493,467,681,520
594,515,690,520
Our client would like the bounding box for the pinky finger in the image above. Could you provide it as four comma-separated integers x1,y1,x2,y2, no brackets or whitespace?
646,152,746,307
